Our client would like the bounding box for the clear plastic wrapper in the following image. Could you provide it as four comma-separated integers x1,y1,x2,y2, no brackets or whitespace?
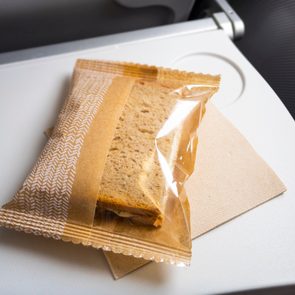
0,59,220,265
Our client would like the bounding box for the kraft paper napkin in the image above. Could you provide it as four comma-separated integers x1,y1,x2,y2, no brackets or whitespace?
104,103,286,279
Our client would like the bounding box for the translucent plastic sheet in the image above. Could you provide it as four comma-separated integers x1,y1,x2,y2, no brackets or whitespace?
0,59,220,265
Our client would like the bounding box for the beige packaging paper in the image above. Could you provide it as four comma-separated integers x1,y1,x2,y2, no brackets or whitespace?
104,103,286,279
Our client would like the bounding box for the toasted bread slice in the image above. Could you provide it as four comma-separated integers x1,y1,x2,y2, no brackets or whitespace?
97,79,180,227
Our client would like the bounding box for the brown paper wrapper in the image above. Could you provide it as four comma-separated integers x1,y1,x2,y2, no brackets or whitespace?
104,103,286,279
0,60,220,265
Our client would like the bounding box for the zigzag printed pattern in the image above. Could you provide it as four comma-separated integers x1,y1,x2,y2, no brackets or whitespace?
10,69,115,237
